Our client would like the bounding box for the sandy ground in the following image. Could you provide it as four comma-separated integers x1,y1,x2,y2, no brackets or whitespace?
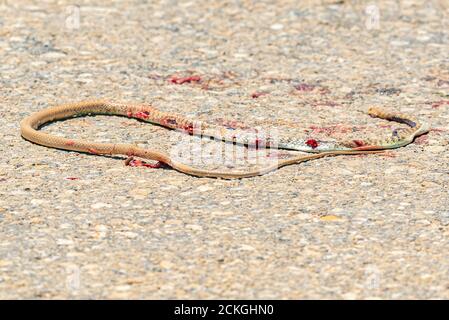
0,0,448,299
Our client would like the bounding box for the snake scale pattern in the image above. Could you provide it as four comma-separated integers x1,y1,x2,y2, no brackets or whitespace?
20,100,430,178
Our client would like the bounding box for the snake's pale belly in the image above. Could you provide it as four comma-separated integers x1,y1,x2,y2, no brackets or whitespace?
20,100,430,178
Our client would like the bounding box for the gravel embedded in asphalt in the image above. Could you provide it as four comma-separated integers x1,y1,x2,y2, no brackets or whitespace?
0,0,448,299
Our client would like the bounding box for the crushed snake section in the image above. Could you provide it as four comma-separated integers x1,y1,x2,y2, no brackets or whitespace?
20,100,430,179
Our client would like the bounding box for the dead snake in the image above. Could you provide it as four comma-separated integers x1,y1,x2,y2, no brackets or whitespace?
20,100,429,178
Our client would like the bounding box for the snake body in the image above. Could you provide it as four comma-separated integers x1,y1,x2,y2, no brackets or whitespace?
20,100,429,178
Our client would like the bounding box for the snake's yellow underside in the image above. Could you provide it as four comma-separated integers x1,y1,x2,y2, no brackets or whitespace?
20,100,430,178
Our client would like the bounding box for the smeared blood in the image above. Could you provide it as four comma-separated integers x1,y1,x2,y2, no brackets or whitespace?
183,123,194,134
87,148,100,154
135,111,150,119
353,140,366,147
170,75,201,84
127,111,133,117
305,139,319,149
127,159,163,168
254,138,264,148
66,177,79,180
65,141,75,146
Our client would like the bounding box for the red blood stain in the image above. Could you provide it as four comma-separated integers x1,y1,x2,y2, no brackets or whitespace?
251,92,268,98
306,139,319,149
65,141,75,146
135,111,150,119
87,148,100,155
127,159,163,168
127,111,133,117
66,177,79,180
183,123,194,134
294,83,315,92
170,75,201,84
353,140,367,147
254,138,264,148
